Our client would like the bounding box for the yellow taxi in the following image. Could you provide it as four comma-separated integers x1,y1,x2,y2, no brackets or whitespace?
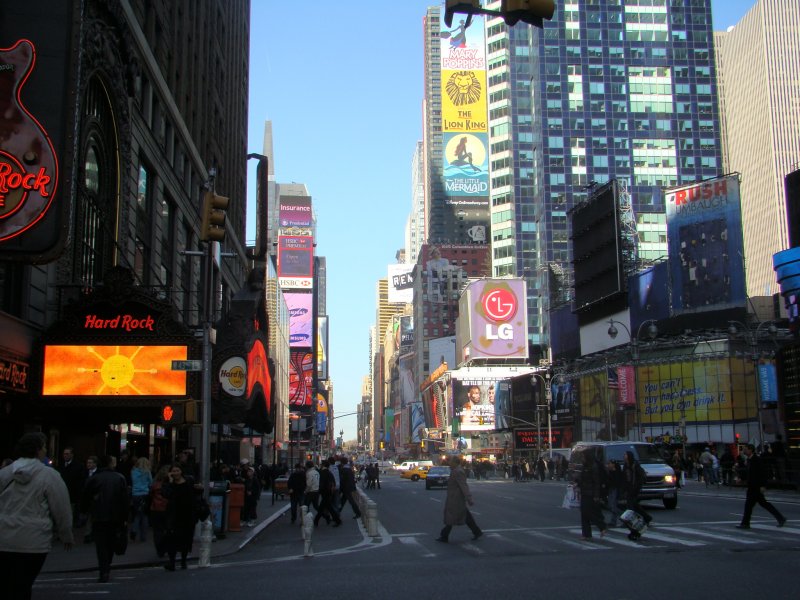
401,465,431,481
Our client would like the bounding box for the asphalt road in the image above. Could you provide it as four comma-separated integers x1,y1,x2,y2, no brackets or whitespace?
34,474,800,599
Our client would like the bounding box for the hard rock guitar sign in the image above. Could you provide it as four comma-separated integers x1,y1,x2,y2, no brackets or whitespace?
0,39,59,246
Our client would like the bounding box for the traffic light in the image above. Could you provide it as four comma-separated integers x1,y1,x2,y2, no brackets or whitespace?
200,191,229,241
501,0,555,27
161,403,184,425
444,0,479,28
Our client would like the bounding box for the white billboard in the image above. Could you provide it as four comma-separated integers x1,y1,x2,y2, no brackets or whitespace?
388,264,414,303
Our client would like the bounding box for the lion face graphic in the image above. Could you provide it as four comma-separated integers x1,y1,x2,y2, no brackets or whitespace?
445,71,482,106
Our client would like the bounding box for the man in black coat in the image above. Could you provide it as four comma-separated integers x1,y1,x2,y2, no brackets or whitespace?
80,455,130,583
737,444,786,529
338,457,362,518
287,463,306,524
58,447,86,525
314,460,342,527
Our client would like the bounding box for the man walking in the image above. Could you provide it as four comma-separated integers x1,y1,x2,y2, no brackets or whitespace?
58,447,86,526
338,457,362,519
436,456,482,543
737,444,786,529
80,455,129,583
315,460,342,527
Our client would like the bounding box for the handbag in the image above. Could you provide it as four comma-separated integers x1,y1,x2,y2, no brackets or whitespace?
113,525,128,556
561,484,581,509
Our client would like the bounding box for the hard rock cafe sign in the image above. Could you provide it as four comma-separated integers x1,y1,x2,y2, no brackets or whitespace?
0,39,60,249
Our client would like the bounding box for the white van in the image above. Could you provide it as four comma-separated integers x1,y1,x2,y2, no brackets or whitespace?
396,460,433,472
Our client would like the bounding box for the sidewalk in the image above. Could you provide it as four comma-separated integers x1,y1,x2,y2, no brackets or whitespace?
42,494,291,574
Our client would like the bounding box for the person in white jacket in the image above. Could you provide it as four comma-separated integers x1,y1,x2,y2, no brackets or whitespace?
0,432,74,599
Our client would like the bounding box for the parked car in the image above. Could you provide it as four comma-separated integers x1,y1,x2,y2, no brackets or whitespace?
568,441,678,509
396,460,433,472
401,465,431,481
425,466,451,489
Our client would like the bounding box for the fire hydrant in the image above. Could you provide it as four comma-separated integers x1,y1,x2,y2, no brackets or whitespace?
198,517,213,567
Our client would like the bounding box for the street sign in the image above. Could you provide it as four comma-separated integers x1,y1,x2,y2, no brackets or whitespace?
171,359,202,371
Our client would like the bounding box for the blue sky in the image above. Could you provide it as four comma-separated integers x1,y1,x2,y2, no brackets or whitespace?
246,1,757,441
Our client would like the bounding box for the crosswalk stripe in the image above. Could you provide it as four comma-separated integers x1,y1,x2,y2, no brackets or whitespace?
530,529,610,550
600,529,650,547
750,523,800,534
670,526,761,544
631,529,705,546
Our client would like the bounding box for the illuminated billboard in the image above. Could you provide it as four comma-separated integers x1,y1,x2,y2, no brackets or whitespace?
317,316,329,381
460,279,528,360
278,196,312,228
289,350,313,406
278,235,313,289
285,292,313,347
665,174,746,314
443,132,489,197
452,380,494,432
42,345,187,396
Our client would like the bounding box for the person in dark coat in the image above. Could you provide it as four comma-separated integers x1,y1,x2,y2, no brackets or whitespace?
314,460,342,527
80,455,129,583
737,444,786,529
242,466,262,527
161,464,197,571
436,457,482,543
622,450,652,540
58,447,87,526
577,450,607,540
338,457,362,518
287,463,306,524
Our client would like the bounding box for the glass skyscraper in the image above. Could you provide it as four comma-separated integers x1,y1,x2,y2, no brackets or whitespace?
484,0,722,348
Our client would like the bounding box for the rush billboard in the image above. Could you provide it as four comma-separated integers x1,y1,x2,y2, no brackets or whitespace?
459,279,528,361
285,292,313,347
664,174,746,314
289,350,313,407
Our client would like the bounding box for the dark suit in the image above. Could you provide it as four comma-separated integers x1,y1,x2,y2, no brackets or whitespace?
740,453,785,527
59,460,87,522
81,468,129,580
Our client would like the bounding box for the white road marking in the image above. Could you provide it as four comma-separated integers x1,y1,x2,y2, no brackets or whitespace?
635,529,706,546
671,526,761,544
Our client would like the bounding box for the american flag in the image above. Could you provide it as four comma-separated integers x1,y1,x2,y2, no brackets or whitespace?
607,367,619,389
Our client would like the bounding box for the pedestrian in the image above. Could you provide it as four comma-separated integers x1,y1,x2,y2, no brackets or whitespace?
720,448,735,486
338,457,362,519
303,460,323,515
709,447,721,487
287,463,306,524
161,463,198,571
671,450,684,489
242,466,262,527
536,456,547,482
699,447,713,485
622,450,652,540
58,446,87,526
373,462,382,489
148,466,170,557
577,450,607,540
80,455,129,583
736,444,786,529
314,460,342,527
435,456,482,543
0,432,75,600
605,459,624,527
130,457,153,542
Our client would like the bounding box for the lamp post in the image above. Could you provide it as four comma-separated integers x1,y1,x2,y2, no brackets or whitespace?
728,320,778,448
607,318,658,442
530,371,553,458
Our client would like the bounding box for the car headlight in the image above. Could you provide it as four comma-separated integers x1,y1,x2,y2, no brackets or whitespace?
664,474,675,483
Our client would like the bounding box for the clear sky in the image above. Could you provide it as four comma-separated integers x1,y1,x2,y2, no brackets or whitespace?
246,0,758,442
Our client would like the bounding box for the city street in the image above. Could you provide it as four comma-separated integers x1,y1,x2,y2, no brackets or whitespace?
34,473,800,599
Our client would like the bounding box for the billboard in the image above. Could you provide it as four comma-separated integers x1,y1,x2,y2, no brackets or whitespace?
665,174,746,314
452,380,494,432
439,13,489,209
428,335,456,370
279,196,312,228
278,235,314,289
285,292,313,347
550,378,576,424
460,279,528,360
289,350,313,406
398,352,415,408
42,345,187,396
388,264,414,303
317,316,329,381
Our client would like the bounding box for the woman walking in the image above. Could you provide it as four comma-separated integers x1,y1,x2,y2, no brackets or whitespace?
435,456,482,543
162,464,196,570
130,457,153,542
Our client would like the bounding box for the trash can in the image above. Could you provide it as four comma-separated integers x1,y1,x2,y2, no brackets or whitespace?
228,483,245,532
208,481,230,534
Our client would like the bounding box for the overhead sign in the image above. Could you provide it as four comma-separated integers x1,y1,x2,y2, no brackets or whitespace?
219,356,246,397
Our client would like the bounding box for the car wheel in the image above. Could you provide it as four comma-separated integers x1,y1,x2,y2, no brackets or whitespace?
663,496,678,509
412,475,419,481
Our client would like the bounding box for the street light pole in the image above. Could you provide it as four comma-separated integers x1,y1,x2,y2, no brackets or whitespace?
728,320,778,448
607,318,658,442
530,372,553,458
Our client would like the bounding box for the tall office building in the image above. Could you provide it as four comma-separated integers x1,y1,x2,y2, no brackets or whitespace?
406,141,426,264
483,0,722,346
714,0,800,297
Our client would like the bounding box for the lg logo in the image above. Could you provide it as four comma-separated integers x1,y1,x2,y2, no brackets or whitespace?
482,287,517,322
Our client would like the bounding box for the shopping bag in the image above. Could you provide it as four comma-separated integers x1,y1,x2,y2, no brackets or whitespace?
561,484,580,509
620,509,646,533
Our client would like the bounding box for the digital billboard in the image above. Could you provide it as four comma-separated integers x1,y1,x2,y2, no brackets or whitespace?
317,316,329,381
278,235,313,289
42,345,187,396
443,132,489,198
289,350,313,406
279,196,312,228
285,292,313,347
665,174,746,314
452,379,494,432
461,279,528,360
